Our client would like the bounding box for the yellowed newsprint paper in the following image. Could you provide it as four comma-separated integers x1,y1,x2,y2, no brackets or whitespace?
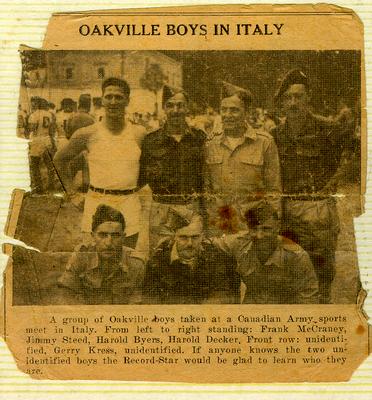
1,3,371,386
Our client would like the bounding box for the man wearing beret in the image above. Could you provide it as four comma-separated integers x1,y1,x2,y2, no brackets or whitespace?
57,204,145,304
271,69,351,303
143,210,240,304
205,82,281,235
212,202,319,304
138,86,207,253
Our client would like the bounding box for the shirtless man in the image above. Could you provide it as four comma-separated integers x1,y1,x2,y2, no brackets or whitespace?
54,78,146,246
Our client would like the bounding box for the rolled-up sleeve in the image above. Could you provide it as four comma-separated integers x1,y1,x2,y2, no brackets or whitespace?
291,251,319,304
127,257,146,304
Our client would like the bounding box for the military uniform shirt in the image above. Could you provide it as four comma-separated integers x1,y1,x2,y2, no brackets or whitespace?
206,124,281,195
57,244,145,304
271,114,347,194
144,239,240,304
213,234,319,304
138,124,206,199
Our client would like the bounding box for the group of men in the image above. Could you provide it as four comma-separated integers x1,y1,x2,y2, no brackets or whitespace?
18,93,104,193
35,69,354,305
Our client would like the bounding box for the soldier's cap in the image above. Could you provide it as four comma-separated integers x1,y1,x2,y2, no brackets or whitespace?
92,204,126,233
164,207,202,233
162,85,189,108
61,98,75,108
78,94,91,109
221,81,253,109
274,69,308,103
244,202,278,229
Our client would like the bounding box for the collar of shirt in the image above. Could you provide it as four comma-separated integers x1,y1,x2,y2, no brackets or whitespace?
170,242,202,269
163,123,194,141
239,236,284,276
82,246,130,288
262,241,285,268
220,123,258,149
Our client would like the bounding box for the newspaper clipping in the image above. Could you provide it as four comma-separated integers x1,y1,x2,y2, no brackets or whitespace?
1,4,369,382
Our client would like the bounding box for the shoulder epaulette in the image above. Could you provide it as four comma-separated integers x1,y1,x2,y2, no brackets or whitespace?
256,129,274,140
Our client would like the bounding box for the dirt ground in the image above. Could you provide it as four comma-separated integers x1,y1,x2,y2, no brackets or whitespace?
10,181,362,305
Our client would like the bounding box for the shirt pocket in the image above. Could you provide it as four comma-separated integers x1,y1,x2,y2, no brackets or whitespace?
235,151,264,189
206,151,223,165
206,153,224,186
236,149,264,167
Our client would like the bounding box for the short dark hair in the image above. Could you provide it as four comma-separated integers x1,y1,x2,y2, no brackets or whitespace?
61,98,74,109
244,203,278,229
78,94,91,111
92,204,126,232
39,98,49,110
30,96,41,107
102,77,130,98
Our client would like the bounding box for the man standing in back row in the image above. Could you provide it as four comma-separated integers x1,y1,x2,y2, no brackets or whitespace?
205,82,281,235
138,86,206,252
54,78,147,248
271,69,352,303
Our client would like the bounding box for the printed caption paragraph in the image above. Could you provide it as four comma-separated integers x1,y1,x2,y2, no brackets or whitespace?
10,307,367,381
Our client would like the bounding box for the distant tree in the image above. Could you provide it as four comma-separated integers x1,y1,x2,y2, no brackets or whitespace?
140,63,166,116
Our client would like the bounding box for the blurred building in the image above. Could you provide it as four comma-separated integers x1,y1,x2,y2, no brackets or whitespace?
22,50,182,113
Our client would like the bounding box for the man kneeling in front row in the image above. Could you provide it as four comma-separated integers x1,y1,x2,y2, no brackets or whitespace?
57,204,145,304
212,202,319,304
144,210,241,304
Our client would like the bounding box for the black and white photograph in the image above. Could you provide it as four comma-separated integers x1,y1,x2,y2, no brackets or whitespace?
12,49,361,306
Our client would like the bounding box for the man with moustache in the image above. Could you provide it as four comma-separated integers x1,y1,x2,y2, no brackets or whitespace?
271,69,350,303
139,85,206,252
54,78,146,247
205,82,281,235
144,210,240,304
212,202,319,304
57,205,145,304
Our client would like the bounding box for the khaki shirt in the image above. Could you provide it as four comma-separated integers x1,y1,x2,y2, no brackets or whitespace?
58,244,145,304
206,125,281,195
213,234,319,304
